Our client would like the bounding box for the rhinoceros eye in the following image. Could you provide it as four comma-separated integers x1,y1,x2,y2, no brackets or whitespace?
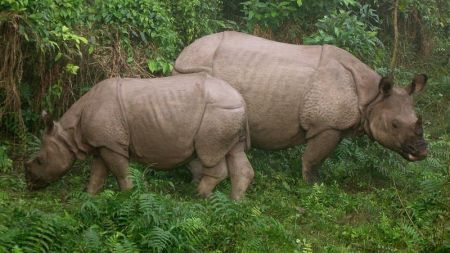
392,119,400,129
36,157,43,165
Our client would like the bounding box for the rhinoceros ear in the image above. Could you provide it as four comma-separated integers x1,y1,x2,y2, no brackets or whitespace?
42,110,54,134
407,74,427,95
379,76,394,95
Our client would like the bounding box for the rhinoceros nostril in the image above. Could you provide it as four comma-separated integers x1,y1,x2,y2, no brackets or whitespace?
418,149,428,157
417,140,426,147
415,126,424,136
402,143,415,153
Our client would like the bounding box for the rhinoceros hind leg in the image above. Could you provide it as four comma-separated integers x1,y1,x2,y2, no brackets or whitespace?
227,141,254,200
86,157,109,194
188,158,204,184
197,158,228,198
100,148,133,191
302,130,341,184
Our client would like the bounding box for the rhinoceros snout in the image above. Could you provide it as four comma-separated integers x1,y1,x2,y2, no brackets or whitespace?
401,140,428,161
26,179,49,191
25,169,49,190
405,149,427,161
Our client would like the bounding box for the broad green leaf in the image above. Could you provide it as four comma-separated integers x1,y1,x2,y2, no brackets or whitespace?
55,52,63,62
65,64,79,75
147,60,159,73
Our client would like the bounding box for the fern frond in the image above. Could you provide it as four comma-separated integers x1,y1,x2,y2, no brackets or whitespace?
106,232,138,253
21,221,58,253
81,225,104,252
80,199,101,222
128,166,146,192
172,217,207,248
139,193,163,227
210,192,233,217
141,227,177,252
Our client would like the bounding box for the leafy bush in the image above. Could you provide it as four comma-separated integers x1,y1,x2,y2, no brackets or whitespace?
304,7,384,64
168,0,226,44
241,0,370,42
0,145,13,173
242,0,300,31
1,0,227,140
96,0,179,60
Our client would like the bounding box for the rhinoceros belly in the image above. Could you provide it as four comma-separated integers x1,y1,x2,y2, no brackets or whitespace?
120,75,206,169
212,32,322,149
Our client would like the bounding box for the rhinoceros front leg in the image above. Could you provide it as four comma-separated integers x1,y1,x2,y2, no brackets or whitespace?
197,158,228,198
99,148,133,191
86,157,109,194
188,159,204,184
302,129,341,183
227,141,254,200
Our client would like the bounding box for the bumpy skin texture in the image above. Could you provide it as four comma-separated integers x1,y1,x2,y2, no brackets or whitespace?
174,31,381,149
27,73,254,200
174,31,427,183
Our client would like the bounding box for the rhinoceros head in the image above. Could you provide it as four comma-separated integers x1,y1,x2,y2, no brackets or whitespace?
25,111,74,190
366,74,428,161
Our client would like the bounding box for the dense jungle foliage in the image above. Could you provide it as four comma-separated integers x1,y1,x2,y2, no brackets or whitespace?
0,0,449,252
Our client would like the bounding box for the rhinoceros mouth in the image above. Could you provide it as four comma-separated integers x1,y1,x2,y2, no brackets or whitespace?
401,149,428,162
27,181,50,191
25,170,50,190
401,140,427,162
407,153,422,161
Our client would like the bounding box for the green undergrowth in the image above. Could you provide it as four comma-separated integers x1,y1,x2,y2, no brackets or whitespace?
0,131,448,252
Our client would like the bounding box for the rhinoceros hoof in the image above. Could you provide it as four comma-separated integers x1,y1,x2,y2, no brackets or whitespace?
196,191,212,199
303,171,320,185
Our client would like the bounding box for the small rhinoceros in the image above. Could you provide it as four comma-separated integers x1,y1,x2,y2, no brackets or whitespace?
25,73,254,200
174,31,428,183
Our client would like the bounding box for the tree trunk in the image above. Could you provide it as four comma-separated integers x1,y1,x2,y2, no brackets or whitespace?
412,8,432,58
390,0,399,69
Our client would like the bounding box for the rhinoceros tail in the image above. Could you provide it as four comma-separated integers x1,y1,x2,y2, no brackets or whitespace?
245,116,251,151
173,32,224,75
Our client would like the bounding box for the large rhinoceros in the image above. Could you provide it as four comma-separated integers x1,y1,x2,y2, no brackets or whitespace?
25,73,254,200
174,31,428,183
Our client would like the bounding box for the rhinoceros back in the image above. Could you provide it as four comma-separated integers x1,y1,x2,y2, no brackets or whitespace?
175,31,323,149
175,31,382,149
119,74,206,168
119,73,246,168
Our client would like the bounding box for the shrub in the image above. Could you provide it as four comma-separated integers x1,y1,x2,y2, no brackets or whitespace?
0,145,13,173
304,7,384,65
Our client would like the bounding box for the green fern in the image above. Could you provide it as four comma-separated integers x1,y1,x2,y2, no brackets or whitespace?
115,199,138,230
139,193,164,226
301,238,313,253
106,232,139,253
210,192,237,220
400,223,422,245
0,223,16,252
141,227,177,252
172,217,207,249
80,199,101,222
81,225,104,252
0,145,12,173
128,165,146,192
11,245,24,253
21,220,58,253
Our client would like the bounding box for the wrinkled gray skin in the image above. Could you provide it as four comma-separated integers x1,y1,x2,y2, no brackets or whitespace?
25,73,254,200
174,31,428,183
